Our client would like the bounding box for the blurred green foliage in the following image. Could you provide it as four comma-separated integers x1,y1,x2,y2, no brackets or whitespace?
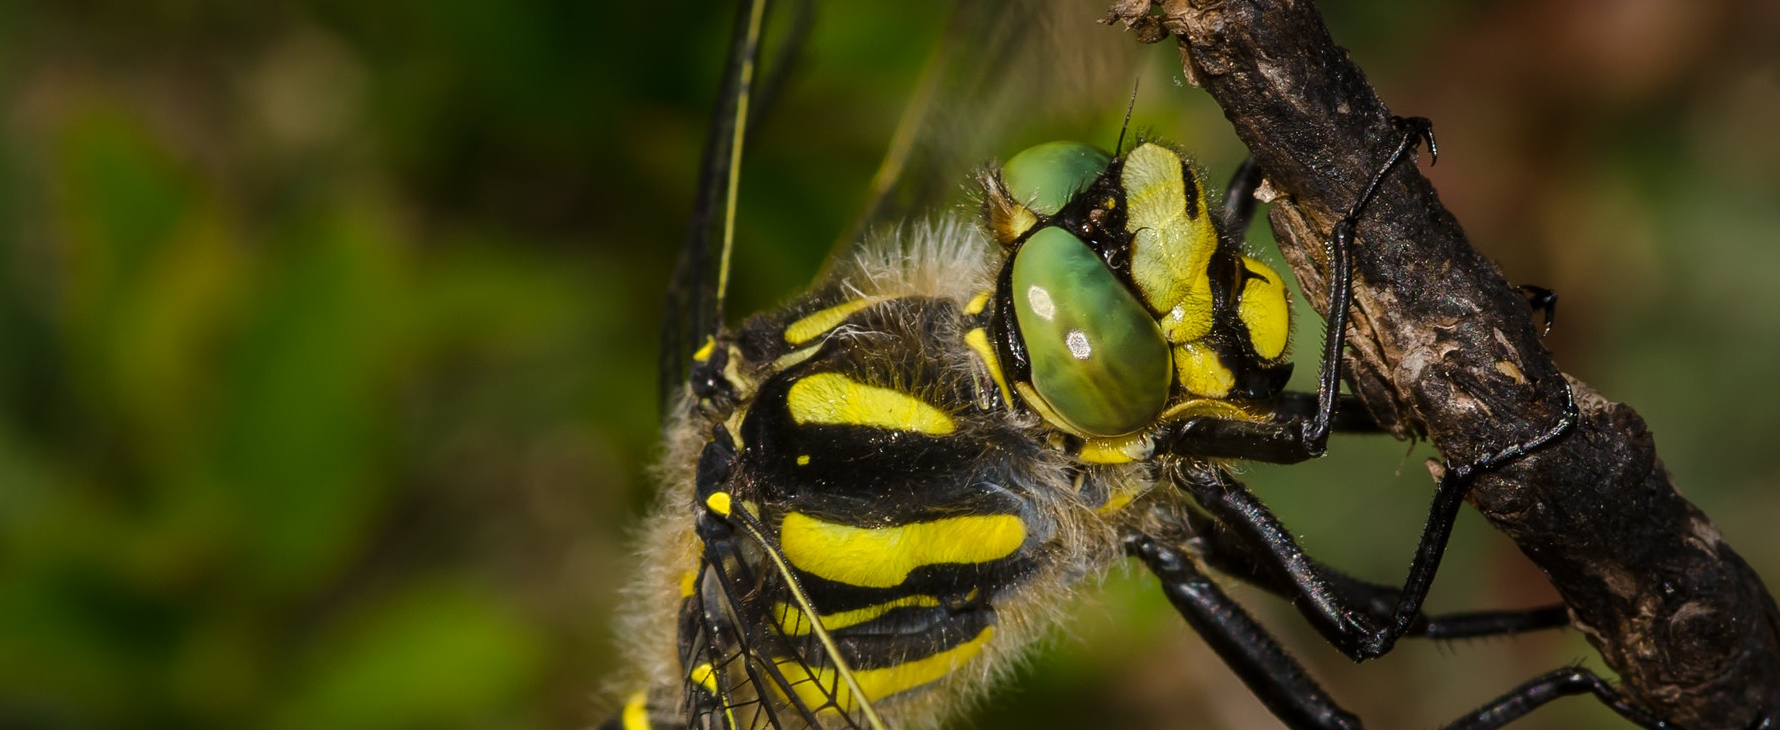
0,1,1775,729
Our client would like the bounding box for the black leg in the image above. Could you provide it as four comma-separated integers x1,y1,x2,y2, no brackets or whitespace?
1518,284,1558,338
1444,667,1670,730
1127,532,1362,730
1269,392,1388,435
1181,505,1572,641
1166,117,1437,464
1223,155,1265,233
1171,391,1573,663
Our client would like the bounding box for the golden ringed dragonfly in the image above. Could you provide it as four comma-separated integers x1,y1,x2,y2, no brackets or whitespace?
605,1,1676,727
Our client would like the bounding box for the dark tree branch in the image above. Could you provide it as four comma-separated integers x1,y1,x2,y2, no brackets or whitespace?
1105,0,1780,726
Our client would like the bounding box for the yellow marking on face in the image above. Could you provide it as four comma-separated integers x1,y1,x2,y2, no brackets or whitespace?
796,454,811,466
705,492,733,517
780,512,1026,588
622,691,651,730
786,372,956,435
771,595,943,637
679,568,698,598
784,298,882,345
1237,256,1290,361
964,292,991,316
1159,398,1264,423
1159,271,1215,344
1078,432,1155,465
1121,143,1219,343
1174,342,1235,398
777,626,997,712
963,328,1014,407
692,336,717,363
689,663,718,695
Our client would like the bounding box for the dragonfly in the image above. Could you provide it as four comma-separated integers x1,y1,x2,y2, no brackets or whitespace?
602,1,1678,727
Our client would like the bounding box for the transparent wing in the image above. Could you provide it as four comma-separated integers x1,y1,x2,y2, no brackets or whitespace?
660,0,1137,414
819,0,1141,276
681,514,882,730
659,0,771,415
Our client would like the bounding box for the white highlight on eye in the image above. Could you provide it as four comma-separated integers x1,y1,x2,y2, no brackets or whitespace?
1026,285,1056,320
1066,330,1091,360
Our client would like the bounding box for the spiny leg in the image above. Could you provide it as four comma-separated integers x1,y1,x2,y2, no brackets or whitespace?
1173,380,1575,663
1154,477,1662,728
1444,668,1671,730
1159,115,1583,659
1127,532,1361,730
1164,116,1437,463
1180,504,1569,641
1268,392,1387,436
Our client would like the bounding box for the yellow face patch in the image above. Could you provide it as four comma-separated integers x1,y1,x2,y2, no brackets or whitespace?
1237,256,1290,361
1121,143,1219,344
784,298,882,346
1173,342,1235,398
779,512,1026,589
1077,432,1155,465
785,372,956,435
1159,398,1264,423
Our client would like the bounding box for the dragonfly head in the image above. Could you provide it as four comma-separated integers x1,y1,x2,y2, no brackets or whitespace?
983,140,1294,438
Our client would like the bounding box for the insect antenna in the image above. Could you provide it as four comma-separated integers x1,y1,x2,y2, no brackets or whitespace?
1116,76,1140,156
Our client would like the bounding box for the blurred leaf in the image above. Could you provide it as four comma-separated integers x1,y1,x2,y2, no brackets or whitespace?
212,203,404,597
271,581,543,730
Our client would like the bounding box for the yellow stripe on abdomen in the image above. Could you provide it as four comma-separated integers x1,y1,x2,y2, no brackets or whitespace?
785,372,956,435
778,625,997,713
771,595,943,636
779,512,1026,588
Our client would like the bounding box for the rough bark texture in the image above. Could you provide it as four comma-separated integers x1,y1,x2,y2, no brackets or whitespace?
1105,0,1780,727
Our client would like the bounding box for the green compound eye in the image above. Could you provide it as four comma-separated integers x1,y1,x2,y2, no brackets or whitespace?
1002,141,1112,216
1011,227,1171,437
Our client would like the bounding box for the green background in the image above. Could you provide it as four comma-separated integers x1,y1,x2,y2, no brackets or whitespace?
0,0,1776,728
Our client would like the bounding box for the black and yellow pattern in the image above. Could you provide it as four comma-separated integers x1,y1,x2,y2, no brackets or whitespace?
606,122,1312,728
610,2,1671,727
